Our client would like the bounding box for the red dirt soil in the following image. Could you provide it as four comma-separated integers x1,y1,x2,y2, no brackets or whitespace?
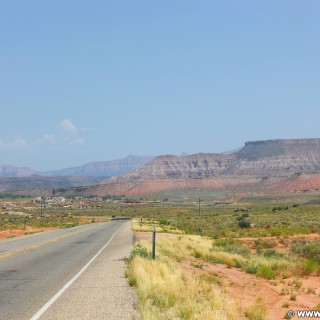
135,232,320,320
0,227,58,239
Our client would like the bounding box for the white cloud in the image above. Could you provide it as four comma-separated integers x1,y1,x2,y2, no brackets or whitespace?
43,134,56,144
0,119,85,152
13,138,27,148
80,127,93,132
0,138,28,149
58,119,86,145
71,138,85,145
34,134,56,146
59,119,77,135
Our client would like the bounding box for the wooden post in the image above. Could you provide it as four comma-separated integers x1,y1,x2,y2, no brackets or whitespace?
152,227,156,260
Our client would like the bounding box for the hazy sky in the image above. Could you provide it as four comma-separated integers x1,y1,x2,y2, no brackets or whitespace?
1,1,319,170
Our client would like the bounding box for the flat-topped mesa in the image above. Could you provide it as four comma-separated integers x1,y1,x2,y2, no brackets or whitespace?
244,138,320,146
34,138,320,197
236,139,320,167
130,152,235,180
4,138,320,197
127,138,320,179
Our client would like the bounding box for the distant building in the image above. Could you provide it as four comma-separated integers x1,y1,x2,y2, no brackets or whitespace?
1,202,13,209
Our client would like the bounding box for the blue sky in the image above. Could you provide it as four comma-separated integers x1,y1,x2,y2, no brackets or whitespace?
0,1,319,170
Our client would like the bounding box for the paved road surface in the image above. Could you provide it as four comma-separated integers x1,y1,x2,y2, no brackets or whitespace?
0,221,138,320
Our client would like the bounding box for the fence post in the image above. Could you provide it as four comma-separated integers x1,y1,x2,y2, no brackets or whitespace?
152,227,156,260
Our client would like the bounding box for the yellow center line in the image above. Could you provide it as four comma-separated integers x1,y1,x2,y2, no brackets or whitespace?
0,226,98,260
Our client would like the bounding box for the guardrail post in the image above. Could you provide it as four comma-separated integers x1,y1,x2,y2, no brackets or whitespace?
152,227,156,260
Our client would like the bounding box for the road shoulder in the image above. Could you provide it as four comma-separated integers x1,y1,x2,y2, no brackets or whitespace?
39,221,138,320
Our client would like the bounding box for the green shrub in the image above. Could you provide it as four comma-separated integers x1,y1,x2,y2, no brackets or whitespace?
245,304,267,320
159,219,170,225
291,239,320,263
244,260,258,274
290,293,297,301
193,249,202,258
303,259,319,275
238,219,251,228
257,265,275,280
255,239,277,254
263,249,284,259
213,239,250,257
214,238,234,247
129,243,152,261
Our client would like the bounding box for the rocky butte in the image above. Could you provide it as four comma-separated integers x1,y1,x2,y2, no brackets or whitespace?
64,138,320,197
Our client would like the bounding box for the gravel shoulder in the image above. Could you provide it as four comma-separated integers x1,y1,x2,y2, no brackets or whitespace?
39,221,138,320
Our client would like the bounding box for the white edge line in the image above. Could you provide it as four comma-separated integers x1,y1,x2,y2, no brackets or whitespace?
29,226,122,320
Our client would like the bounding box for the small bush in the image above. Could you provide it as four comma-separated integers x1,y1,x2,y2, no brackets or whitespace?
244,260,258,274
293,278,302,289
290,293,297,301
257,265,275,280
128,277,137,287
245,304,267,320
159,219,170,225
291,239,320,263
255,239,276,254
213,239,250,257
263,249,284,259
303,259,319,275
307,287,316,294
128,243,152,261
238,219,251,228
193,249,202,259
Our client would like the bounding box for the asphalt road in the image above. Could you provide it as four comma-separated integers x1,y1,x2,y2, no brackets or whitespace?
0,221,138,320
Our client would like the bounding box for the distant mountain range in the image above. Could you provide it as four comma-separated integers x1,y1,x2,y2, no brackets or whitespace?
57,138,320,197
0,155,155,178
0,155,154,194
0,166,36,177
42,155,155,177
4,139,320,197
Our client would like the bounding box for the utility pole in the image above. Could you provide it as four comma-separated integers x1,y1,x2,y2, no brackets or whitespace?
40,197,43,218
198,198,201,216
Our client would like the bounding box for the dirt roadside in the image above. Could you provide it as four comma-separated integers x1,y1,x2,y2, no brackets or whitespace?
135,232,320,320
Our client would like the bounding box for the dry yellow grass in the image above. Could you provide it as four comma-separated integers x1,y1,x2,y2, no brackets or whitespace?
132,219,184,234
127,235,238,319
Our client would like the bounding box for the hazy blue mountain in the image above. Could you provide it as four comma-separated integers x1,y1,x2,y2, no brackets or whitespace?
41,155,155,177
0,155,155,178
0,165,37,177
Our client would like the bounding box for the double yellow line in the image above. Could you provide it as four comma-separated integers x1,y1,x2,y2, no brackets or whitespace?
0,226,97,260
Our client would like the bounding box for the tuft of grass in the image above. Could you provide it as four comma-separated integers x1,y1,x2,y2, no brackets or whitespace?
303,259,320,275
280,288,289,296
127,237,238,319
255,239,277,254
290,292,297,301
129,243,152,261
291,239,320,264
256,265,276,280
192,249,203,259
245,303,267,320
293,278,302,289
306,287,316,294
